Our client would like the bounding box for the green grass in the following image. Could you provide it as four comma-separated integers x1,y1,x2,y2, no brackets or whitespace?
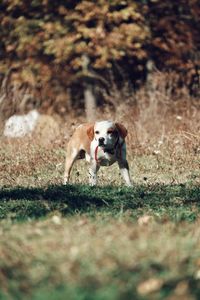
0,183,199,222
0,137,200,300
0,183,200,300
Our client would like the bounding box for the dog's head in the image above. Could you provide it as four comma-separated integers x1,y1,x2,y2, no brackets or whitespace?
87,121,127,148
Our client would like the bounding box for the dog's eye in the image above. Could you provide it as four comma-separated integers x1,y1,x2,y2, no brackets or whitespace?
95,131,99,135
107,130,113,134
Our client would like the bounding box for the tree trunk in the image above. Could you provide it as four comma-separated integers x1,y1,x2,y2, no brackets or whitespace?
84,84,96,122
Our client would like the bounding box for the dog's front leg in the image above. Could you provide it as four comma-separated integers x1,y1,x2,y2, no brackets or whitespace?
89,159,100,186
118,160,132,187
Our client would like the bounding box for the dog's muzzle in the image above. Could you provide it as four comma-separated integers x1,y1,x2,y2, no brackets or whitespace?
98,137,105,146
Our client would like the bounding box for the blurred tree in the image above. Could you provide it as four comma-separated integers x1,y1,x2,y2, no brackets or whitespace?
0,0,199,118
0,0,149,118
147,0,200,95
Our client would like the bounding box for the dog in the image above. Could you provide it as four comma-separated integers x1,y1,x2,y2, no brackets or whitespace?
63,121,132,186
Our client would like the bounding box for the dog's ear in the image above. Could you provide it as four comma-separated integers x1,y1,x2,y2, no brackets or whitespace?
115,123,128,139
87,125,94,141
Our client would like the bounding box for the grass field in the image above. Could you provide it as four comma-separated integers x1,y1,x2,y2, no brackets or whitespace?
0,114,200,300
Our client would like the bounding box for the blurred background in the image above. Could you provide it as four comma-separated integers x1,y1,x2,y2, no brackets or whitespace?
0,0,199,143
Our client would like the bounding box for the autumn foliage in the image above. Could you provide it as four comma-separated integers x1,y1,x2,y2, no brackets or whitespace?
0,0,199,116
148,0,200,91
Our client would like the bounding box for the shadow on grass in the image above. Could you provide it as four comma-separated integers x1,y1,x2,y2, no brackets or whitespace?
0,183,199,220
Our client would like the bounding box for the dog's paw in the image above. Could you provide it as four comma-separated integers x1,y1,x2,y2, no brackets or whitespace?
63,177,69,185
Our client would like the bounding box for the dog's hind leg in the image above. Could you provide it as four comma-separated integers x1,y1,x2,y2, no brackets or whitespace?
63,145,79,184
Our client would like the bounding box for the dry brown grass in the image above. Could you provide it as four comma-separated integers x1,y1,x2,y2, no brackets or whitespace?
0,76,199,216
1,72,199,187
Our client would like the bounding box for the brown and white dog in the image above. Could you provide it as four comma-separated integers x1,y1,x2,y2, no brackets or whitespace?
63,121,132,186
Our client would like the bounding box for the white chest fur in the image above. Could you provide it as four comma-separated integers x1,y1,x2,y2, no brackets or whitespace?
95,147,116,166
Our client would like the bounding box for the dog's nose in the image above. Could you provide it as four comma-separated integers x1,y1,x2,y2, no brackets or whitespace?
99,137,105,145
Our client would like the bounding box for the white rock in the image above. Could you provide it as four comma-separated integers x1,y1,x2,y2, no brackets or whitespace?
52,215,62,225
3,110,40,138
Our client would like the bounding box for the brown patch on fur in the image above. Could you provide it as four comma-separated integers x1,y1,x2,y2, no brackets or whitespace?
69,123,92,155
107,127,118,138
87,124,94,141
115,123,128,139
